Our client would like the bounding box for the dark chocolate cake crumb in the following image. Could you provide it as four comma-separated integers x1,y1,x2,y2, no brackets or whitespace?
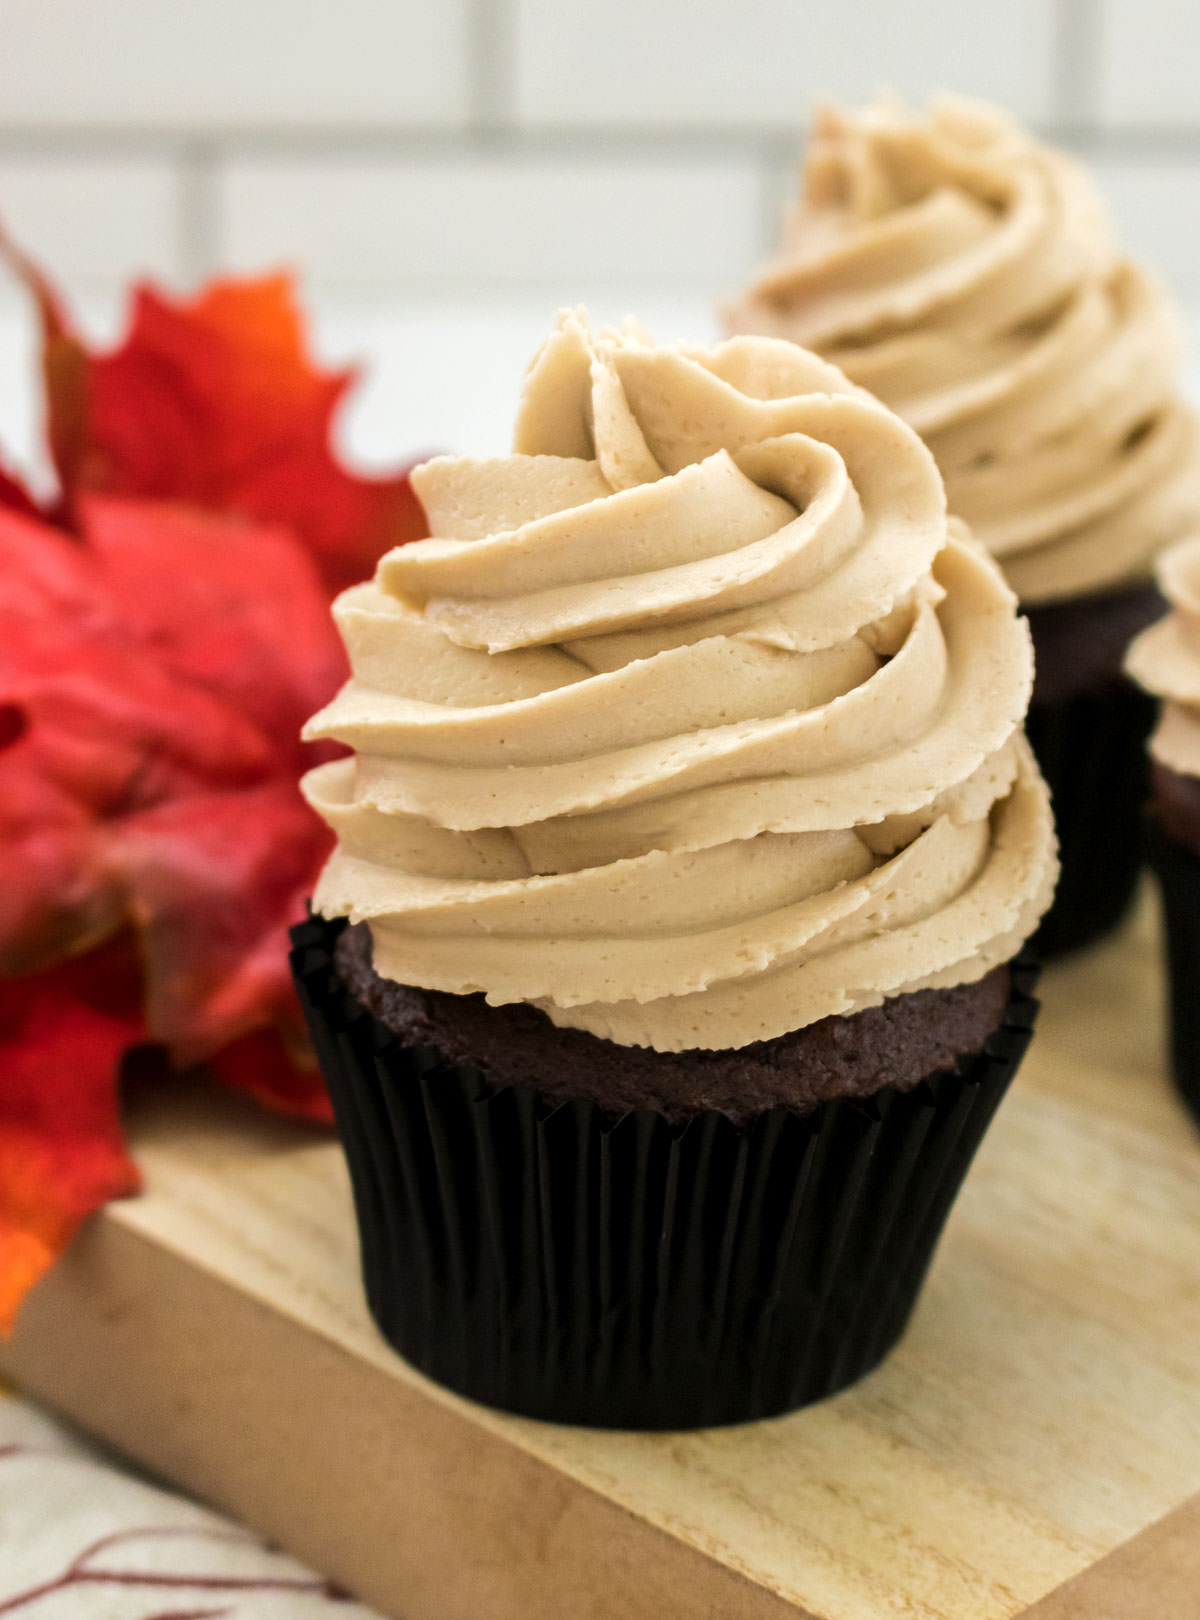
333,921,1012,1125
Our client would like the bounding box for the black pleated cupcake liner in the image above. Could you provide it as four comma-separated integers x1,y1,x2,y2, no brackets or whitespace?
291,915,1040,1430
1025,679,1156,959
1146,821,1200,1130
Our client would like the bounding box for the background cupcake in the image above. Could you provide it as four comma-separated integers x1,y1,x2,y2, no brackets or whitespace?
292,311,1057,1428
1127,536,1200,1128
727,96,1200,957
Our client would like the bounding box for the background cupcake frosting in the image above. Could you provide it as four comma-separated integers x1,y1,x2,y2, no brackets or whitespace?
727,96,1200,606
303,311,1056,1051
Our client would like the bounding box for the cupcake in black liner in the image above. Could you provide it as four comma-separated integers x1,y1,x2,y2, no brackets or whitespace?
292,914,1040,1429
1127,538,1200,1129
726,96,1200,956
1024,586,1161,958
296,312,1058,1428
1145,820,1200,1128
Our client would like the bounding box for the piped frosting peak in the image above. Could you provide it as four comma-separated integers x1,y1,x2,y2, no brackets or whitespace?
304,310,1056,1051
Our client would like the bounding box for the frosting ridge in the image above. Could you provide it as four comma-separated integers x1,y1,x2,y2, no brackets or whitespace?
727,96,1200,605
304,311,1056,1051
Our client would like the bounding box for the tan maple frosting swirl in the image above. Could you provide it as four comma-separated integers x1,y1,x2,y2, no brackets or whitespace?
1127,537,1200,778
302,311,1057,1052
727,96,1200,606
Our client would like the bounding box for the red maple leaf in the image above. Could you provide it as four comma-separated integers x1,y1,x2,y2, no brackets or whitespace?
0,494,348,1327
0,937,144,1333
0,461,40,520
28,267,426,593
0,235,430,1328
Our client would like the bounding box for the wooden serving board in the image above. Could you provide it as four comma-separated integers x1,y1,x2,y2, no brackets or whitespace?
4,889,1200,1620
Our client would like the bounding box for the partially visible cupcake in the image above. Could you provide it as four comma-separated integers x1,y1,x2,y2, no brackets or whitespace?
1126,537,1200,1127
727,95,1200,956
291,311,1057,1428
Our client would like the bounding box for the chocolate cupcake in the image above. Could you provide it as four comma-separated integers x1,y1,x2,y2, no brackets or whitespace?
727,96,1200,956
293,311,1056,1428
1126,538,1200,1129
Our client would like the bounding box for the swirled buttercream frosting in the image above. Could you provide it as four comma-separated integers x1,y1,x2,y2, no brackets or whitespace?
727,96,1200,606
1127,536,1200,779
302,311,1057,1052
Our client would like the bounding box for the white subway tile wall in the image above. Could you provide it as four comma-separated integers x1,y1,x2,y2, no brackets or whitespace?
220,156,763,292
1098,0,1198,128
0,0,1196,301
1092,158,1200,292
513,0,1058,125
0,157,180,282
0,0,470,128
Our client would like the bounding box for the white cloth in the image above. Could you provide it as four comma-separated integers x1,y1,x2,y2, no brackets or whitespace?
0,1393,382,1617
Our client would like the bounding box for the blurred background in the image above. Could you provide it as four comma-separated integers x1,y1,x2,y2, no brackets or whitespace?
0,0,1195,461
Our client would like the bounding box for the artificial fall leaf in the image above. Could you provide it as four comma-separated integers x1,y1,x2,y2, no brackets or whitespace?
0,503,282,978
29,270,427,594
209,1027,333,1124
0,936,144,1332
0,232,429,1328
0,224,87,518
1,496,343,1045
81,492,346,763
114,782,331,1067
0,461,39,520
1,493,344,1318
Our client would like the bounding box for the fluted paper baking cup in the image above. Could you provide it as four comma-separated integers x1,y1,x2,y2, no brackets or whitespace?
1026,679,1155,959
291,915,1040,1430
1146,822,1200,1129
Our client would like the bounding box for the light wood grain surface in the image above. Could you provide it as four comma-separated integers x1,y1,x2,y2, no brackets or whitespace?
4,887,1199,1620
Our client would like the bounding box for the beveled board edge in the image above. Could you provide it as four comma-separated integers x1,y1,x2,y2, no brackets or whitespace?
1018,1492,1200,1618
1,1209,805,1620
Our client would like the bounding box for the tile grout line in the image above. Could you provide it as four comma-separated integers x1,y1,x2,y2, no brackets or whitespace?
755,134,801,263
1,123,1200,163
468,0,516,133
1052,0,1102,129
176,141,220,287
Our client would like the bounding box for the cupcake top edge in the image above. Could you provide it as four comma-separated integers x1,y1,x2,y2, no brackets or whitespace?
305,310,1057,1053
